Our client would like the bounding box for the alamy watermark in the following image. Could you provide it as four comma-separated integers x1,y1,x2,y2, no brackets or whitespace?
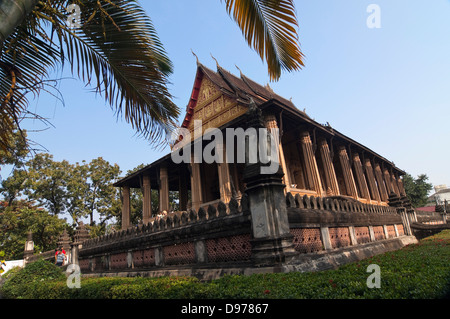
366,264,381,288
367,4,381,29
66,263,81,289
169,120,280,174
66,4,82,29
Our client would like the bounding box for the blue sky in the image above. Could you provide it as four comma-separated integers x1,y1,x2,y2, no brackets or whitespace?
10,0,450,189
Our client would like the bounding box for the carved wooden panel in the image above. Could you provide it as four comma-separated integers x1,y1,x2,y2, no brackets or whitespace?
188,78,247,136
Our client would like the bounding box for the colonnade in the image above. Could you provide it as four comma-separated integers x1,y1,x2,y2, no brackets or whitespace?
268,113,406,205
120,113,406,230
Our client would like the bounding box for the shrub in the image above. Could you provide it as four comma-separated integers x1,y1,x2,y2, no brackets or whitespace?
0,259,65,299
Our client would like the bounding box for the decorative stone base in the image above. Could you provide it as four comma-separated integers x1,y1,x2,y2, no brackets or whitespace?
250,234,297,266
81,235,417,281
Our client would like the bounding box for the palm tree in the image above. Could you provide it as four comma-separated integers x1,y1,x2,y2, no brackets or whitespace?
0,0,304,153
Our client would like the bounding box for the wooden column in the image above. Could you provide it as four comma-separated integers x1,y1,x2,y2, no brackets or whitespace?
364,159,381,202
352,153,370,200
142,175,152,224
299,131,323,195
121,186,131,230
178,167,188,211
217,142,232,203
159,165,169,212
397,174,406,196
391,172,400,196
264,114,290,192
383,168,394,195
190,153,203,211
374,162,388,201
318,138,340,196
338,146,358,198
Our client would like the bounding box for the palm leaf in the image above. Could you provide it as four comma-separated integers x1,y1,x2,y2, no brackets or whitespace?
0,8,61,152
39,0,179,143
222,0,304,81
1,0,179,150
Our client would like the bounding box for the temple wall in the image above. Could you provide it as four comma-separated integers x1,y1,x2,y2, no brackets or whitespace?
78,199,252,273
76,193,418,278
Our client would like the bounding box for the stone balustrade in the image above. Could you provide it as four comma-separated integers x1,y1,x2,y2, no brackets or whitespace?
78,197,252,273
285,192,398,214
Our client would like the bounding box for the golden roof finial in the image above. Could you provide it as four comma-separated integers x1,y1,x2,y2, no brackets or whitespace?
191,49,199,64
235,64,244,77
210,53,220,68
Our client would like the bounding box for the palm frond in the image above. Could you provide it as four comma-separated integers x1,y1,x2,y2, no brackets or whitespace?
222,0,304,81
1,0,179,150
40,0,179,143
0,14,61,152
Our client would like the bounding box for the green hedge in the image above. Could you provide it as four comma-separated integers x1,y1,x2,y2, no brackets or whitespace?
0,259,65,299
2,230,450,299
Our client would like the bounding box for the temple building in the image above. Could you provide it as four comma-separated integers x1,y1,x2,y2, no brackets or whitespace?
114,62,407,229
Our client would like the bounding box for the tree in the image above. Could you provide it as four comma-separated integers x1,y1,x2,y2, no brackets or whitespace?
68,157,122,226
402,173,433,208
25,153,71,215
0,200,67,259
0,0,303,152
1,153,123,228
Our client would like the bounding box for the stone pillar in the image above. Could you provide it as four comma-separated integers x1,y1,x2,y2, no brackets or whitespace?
194,240,208,263
364,159,381,202
23,231,34,264
159,164,169,212
299,131,323,195
352,153,370,200
190,155,203,211
71,222,90,265
142,175,152,224
121,186,131,230
320,227,333,250
70,244,79,266
338,146,358,198
243,102,296,266
374,163,388,202
154,247,164,267
217,142,232,203
264,114,291,192
399,208,412,236
348,226,358,245
388,193,412,236
318,138,340,196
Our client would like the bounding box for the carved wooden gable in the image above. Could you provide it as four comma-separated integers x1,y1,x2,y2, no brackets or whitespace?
188,77,247,136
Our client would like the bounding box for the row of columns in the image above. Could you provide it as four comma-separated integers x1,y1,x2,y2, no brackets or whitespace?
121,165,174,230
122,156,233,230
265,114,405,205
121,113,406,229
